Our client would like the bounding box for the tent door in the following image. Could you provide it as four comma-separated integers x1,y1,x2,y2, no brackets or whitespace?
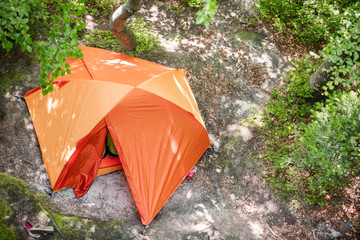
97,130,122,176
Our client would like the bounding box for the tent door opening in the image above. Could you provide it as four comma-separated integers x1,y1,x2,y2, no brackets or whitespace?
97,130,123,176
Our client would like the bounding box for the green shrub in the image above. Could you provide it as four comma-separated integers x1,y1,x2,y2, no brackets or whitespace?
261,58,318,200
83,30,126,53
320,5,360,93
85,0,123,18
263,58,317,142
256,0,354,46
0,0,87,95
0,0,47,53
292,90,360,205
259,0,360,207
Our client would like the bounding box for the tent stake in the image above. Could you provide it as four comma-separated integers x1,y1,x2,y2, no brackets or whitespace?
46,190,53,200
11,95,25,102
142,225,149,235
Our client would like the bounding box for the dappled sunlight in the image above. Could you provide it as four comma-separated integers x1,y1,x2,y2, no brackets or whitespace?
147,5,160,22
180,38,206,49
85,14,98,31
194,203,214,224
208,133,220,150
186,203,221,238
210,199,221,212
170,138,178,154
249,221,264,235
255,90,271,100
24,116,34,130
186,189,193,199
158,34,180,53
61,145,76,163
101,59,137,67
163,198,269,239
73,46,173,85
46,119,53,127
24,79,135,186
239,126,253,142
140,7,176,32
46,96,60,114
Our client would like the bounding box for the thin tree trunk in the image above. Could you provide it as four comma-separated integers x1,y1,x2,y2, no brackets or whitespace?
109,0,142,51
308,53,347,100
308,60,334,99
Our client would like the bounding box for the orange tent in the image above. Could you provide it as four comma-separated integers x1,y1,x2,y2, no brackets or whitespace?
24,45,210,225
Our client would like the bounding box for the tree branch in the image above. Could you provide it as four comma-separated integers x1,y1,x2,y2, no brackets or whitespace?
109,0,142,51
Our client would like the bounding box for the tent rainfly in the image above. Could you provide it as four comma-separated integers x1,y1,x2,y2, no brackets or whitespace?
24,45,210,225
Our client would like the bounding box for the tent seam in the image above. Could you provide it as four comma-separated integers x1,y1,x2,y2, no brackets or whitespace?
81,58,95,80
136,69,177,88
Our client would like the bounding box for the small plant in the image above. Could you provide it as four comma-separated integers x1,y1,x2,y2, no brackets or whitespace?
180,0,202,8
129,18,161,55
167,4,185,14
167,0,217,27
85,0,121,18
83,17,163,57
83,30,127,53
195,0,217,27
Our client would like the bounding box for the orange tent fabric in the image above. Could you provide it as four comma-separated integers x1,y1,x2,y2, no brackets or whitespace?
24,45,210,225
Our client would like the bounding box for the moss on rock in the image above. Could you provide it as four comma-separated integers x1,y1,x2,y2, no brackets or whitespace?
0,197,16,240
0,173,41,202
0,71,25,95
46,208,131,239
0,173,134,239
229,30,265,48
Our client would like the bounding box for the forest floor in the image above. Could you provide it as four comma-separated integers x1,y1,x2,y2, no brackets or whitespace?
0,0,358,239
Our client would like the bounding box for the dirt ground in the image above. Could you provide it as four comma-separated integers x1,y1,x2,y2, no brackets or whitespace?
0,0,358,239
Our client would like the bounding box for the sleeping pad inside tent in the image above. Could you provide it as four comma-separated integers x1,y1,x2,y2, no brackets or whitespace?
24,45,210,225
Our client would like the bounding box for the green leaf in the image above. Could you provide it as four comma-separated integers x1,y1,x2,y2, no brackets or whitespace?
40,82,48,89
52,71,59,79
39,79,47,85
203,16,211,27
4,40,13,52
196,13,205,25
354,51,359,62
79,22,86,29
47,84,54,92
